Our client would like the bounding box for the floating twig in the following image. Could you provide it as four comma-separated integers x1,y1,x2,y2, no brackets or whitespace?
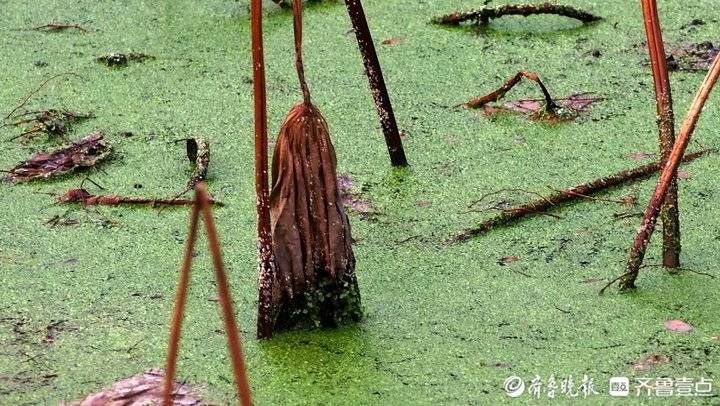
4,72,83,119
642,0,680,268
30,23,89,33
4,132,110,183
619,52,720,290
434,3,601,26
56,188,223,207
453,149,715,242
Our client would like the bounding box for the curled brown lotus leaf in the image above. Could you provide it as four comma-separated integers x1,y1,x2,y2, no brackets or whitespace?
270,102,361,329
4,132,110,182
65,368,204,406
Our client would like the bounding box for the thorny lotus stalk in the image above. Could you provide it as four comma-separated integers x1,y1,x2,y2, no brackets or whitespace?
163,184,252,406
344,0,408,167
454,149,713,242
620,52,720,290
163,189,200,405
251,0,276,340
642,0,680,268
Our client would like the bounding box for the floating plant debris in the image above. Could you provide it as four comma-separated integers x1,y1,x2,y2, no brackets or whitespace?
666,41,720,72
4,132,110,183
65,369,203,406
184,137,210,191
55,188,223,207
30,23,89,33
463,70,601,122
454,149,715,242
96,52,154,67
434,3,601,26
4,109,93,142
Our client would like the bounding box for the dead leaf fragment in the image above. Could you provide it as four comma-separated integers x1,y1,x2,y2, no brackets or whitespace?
4,132,110,182
381,36,404,46
633,354,670,371
498,256,520,266
628,151,654,161
65,369,203,406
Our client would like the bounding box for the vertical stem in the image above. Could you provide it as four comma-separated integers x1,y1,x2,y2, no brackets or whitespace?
642,0,680,268
251,0,275,339
163,195,201,405
343,0,408,167
292,0,311,104
197,184,253,406
620,53,720,290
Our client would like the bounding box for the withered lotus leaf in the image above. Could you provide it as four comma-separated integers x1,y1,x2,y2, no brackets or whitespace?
4,132,110,183
270,102,361,329
64,369,203,406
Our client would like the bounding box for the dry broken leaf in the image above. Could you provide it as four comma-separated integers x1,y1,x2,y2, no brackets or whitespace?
676,170,691,180
481,93,602,123
633,354,670,371
65,369,203,406
4,132,110,183
381,36,404,46
628,151,655,161
666,41,720,72
498,256,520,266
337,173,375,215
664,319,694,333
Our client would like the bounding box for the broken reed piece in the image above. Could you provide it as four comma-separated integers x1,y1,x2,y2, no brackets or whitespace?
641,0,680,268
344,0,408,167
453,149,715,242
434,2,601,26
464,70,559,112
619,52,720,290
55,188,224,207
266,0,362,331
163,183,251,406
250,0,276,340
4,132,110,183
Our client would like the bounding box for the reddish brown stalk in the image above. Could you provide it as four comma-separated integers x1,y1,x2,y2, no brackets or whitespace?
163,191,200,406
454,149,714,242
56,188,223,207
163,184,252,406
344,0,408,167
642,0,680,268
197,184,253,406
464,70,559,112
251,0,276,340
619,53,720,290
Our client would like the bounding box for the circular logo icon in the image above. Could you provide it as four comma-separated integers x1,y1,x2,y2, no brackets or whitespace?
504,376,525,398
